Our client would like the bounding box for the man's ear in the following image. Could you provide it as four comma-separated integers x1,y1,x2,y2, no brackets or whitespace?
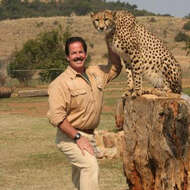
66,56,70,62
84,53,88,60
90,12,95,18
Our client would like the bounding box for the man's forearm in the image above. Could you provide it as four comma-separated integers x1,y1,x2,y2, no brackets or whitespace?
105,36,122,78
58,118,78,139
58,118,94,155
108,46,121,67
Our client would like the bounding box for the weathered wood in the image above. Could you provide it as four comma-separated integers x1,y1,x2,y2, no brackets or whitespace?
115,98,125,129
121,94,190,190
18,89,48,97
0,87,13,98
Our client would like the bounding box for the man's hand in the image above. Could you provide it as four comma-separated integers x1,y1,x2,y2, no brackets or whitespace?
76,136,94,156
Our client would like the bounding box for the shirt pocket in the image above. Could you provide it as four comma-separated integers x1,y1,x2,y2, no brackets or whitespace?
95,76,104,91
70,89,88,110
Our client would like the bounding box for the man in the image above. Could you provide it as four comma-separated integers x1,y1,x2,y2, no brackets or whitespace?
47,36,122,190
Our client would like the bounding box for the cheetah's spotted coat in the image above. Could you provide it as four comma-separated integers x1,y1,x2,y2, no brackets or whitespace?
91,10,182,97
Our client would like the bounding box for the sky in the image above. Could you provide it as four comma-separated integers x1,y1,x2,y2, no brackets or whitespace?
107,0,190,18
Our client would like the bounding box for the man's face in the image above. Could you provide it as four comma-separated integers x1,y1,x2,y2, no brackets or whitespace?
67,41,87,73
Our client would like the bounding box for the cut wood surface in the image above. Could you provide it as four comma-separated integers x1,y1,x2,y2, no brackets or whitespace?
120,94,190,190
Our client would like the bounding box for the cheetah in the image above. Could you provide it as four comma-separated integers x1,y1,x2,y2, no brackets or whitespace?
90,10,182,97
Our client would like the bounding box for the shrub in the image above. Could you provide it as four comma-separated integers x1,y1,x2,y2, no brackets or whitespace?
0,72,7,86
8,26,71,84
185,40,190,56
183,20,190,31
7,51,35,86
36,21,44,28
174,32,190,42
149,17,157,22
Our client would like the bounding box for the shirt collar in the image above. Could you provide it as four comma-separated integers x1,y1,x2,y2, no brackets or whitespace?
66,65,87,79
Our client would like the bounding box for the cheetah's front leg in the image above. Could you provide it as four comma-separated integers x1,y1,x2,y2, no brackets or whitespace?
130,57,144,97
131,70,143,97
122,59,134,97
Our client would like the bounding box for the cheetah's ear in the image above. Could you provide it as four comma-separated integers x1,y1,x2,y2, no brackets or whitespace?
111,10,117,18
105,10,112,14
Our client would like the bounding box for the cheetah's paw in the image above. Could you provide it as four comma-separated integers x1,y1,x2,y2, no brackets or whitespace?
131,89,143,98
122,89,133,98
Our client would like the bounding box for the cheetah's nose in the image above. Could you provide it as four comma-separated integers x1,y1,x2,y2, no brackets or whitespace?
99,27,104,31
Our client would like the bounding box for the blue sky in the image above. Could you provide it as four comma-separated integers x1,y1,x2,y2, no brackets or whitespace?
107,0,190,18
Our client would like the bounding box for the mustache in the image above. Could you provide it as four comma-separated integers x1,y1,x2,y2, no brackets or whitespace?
73,57,84,62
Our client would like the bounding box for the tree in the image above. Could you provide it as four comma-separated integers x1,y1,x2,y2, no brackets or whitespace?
174,31,190,42
7,52,35,85
7,26,70,84
183,20,190,31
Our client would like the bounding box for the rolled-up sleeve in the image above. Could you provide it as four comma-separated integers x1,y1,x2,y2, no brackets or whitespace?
98,60,122,87
47,81,70,127
107,60,122,82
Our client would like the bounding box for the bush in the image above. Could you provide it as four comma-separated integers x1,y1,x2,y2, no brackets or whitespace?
185,40,190,56
7,26,71,84
149,17,157,22
174,32,190,42
0,72,7,86
7,51,35,85
183,20,190,31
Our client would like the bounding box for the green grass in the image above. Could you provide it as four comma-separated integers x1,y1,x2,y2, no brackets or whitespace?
183,88,190,95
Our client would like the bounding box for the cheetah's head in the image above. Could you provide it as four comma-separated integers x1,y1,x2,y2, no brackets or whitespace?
90,10,116,34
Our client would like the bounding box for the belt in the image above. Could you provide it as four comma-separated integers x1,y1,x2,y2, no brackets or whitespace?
76,128,94,134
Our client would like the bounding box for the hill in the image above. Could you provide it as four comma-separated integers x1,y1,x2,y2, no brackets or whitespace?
0,15,190,87
0,15,189,59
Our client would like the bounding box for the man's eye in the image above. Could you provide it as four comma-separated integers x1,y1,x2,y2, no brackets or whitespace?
104,18,108,21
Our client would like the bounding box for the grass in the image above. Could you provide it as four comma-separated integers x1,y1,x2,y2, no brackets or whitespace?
0,89,128,190
183,88,190,95
1,80,190,189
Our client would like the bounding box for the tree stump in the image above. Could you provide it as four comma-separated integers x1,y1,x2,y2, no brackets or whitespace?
119,94,190,190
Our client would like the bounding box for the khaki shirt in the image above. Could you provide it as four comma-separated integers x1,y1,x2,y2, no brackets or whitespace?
47,62,122,130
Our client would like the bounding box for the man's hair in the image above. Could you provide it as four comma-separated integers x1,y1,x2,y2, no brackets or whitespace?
65,37,87,56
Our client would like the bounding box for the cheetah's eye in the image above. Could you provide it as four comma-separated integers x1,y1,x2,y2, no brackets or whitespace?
95,19,99,22
104,18,109,21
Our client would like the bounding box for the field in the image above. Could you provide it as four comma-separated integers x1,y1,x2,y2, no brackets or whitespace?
1,14,190,189
0,76,129,190
1,70,190,190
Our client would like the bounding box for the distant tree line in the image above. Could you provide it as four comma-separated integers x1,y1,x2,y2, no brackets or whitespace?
0,0,157,20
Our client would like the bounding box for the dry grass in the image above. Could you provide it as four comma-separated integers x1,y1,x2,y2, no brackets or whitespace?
0,90,127,190
0,75,190,190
